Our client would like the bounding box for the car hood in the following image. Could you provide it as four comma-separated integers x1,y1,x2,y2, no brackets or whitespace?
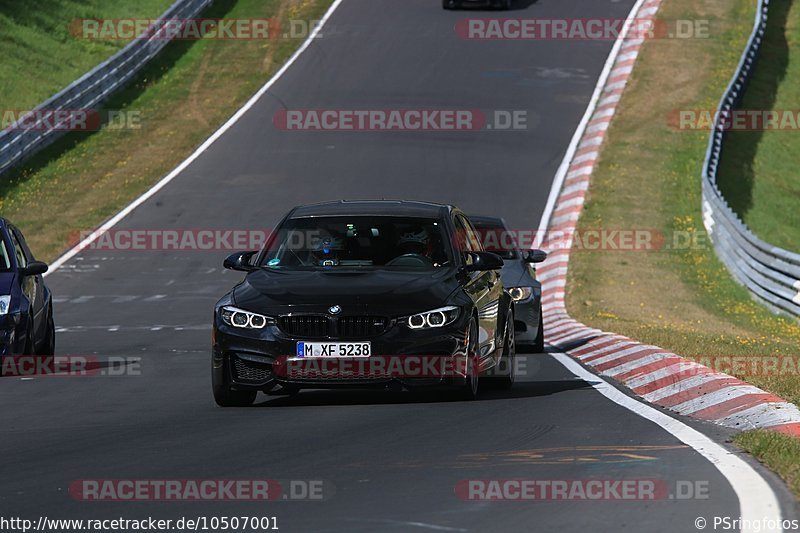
499,259,530,288
232,268,462,316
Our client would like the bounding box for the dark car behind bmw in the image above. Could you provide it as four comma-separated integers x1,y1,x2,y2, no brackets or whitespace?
469,215,547,352
212,200,515,406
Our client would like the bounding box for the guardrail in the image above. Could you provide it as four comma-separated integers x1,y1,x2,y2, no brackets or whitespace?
0,0,212,177
702,0,800,317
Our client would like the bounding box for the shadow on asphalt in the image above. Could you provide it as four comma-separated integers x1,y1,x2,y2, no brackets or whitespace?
452,0,539,11
253,378,597,407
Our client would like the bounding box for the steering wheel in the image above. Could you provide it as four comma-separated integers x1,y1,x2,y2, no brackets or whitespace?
386,253,434,267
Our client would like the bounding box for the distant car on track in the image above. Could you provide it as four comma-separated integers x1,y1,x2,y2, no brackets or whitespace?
212,200,515,406
469,215,546,352
443,0,512,10
0,218,54,357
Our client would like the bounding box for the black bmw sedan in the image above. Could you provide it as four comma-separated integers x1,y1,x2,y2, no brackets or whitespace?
212,200,515,406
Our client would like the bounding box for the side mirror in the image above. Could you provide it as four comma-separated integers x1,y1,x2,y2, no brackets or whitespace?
525,249,548,263
465,251,505,272
223,251,258,272
20,260,48,276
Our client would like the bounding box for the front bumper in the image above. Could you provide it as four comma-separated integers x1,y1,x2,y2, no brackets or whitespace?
213,313,472,391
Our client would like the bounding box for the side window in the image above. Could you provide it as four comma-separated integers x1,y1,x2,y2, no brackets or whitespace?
10,230,27,269
452,215,473,254
461,216,485,252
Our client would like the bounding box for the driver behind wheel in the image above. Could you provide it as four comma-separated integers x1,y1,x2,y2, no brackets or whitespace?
394,226,448,267
310,232,345,267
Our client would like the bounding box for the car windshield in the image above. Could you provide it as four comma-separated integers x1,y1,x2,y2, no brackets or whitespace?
471,220,519,260
259,215,452,270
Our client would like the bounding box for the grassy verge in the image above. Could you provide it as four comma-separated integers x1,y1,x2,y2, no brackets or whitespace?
0,0,174,111
565,0,800,496
716,0,800,250
736,430,800,496
0,0,332,260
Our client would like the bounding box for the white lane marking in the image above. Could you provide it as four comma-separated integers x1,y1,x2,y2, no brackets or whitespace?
43,0,347,278
552,352,782,532
535,0,650,245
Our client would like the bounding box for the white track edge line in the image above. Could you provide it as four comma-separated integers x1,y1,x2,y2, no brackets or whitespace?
44,0,346,278
552,352,782,533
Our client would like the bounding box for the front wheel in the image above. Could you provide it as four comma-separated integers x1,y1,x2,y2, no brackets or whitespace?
38,307,55,356
533,306,544,353
457,320,480,400
489,311,515,389
212,357,257,407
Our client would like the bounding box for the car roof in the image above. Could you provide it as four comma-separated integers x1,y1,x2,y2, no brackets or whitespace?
468,215,507,228
288,200,453,218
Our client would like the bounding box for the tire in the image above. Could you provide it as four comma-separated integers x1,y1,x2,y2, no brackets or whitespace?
458,319,480,400
22,318,35,355
442,0,458,9
533,306,544,353
213,357,257,407
37,306,55,356
493,0,512,8
488,311,515,389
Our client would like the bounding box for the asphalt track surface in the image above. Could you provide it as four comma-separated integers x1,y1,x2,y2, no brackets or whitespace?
2,0,798,531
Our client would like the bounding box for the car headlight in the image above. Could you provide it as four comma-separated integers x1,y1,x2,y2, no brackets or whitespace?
403,306,460,329
508,287,534,302
0,295,10,315
220,306,275,329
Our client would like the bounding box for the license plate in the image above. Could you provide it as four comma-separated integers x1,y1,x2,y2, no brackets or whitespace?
296,341,371,358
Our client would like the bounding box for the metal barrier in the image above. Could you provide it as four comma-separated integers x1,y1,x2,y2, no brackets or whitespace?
0,0,212,176
702,0,800,317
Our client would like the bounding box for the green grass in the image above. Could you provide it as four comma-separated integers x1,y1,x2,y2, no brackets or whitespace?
564,0,800,497
716,0,800,250
735,430,800,496
0,0,174,111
